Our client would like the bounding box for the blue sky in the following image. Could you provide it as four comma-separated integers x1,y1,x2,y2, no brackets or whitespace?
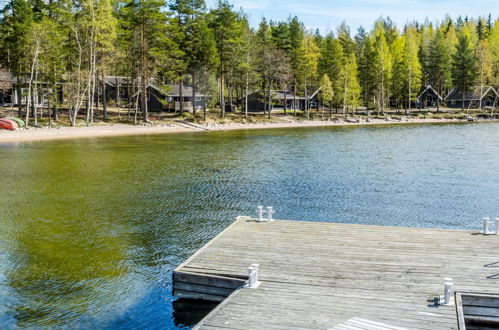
205,0,499,34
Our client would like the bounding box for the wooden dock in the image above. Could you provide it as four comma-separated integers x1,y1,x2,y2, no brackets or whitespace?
173,217,499,329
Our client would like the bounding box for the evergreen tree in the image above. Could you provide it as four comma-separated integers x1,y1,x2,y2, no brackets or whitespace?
122,0,181,121
95,0,118,120
371,20,392,114
0,0,34,115
452,34,478,111
287,16,305,113
427,31,452,110
208,0,245,117
355,27,376,108
318,33,343,109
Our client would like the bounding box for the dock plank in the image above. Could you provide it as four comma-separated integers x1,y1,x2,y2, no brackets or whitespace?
173,218,499,329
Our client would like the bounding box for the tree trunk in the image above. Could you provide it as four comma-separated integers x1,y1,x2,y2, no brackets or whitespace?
17,86,22,117
267,81,272,119
102,72,108,120
462,89,466,113
293,80,297,116
192,73,197,117
127,78,132,121
342,67,348,117
26,42,39,126
141,76,148,121
47,91,51,126
179,79,184,115
229,83,233,113
220,70,225,118
283,89,287,115
203,95,207,121
244,68,249,118
304,77,308,119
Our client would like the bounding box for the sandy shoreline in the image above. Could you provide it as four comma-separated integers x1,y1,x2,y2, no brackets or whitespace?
0,117,489,144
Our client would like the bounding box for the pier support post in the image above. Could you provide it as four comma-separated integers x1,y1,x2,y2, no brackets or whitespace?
257,206,264,222
247,264,260,288
444,279,453,305
267,207,274,222
483,217,490,235
437,278,453,306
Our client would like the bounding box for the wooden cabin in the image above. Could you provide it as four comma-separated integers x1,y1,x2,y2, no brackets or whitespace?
6,75,63,107
244,90,316,112
163,84,206,112
418,85,443,109
102,76,206,112
444,86,499,109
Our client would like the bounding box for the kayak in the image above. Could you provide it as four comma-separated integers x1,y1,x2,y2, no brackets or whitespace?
5,117,25,128
0,118,19,130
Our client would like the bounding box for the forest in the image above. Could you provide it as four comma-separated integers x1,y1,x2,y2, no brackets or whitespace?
0,0,498,125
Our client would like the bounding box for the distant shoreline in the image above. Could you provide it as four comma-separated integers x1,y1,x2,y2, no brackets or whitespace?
0,117,494,144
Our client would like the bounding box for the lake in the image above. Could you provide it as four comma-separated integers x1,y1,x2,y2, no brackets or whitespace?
1,122,499,329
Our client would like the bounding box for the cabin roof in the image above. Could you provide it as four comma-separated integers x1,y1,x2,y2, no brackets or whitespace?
444,86,499,101
104,76,204,97
418,85,443,101
247,90,307,100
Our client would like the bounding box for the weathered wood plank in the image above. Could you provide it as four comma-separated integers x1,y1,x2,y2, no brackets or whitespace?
173,271,245,289
173,218,499,329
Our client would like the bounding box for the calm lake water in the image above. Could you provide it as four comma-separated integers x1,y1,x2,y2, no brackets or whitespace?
1,122,499,328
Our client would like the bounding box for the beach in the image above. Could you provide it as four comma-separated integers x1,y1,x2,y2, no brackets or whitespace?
0,117,480,143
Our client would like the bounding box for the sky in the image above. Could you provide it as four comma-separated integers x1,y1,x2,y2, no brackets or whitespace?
204,0,499,34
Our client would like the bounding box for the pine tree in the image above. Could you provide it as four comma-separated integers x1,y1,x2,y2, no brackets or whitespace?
95,0,118,120
318,33,343,109
371,20,392,114
287,16,305,114
208,0,245,117
0,0,34,116
452,34,478,111
355,27,376,109
122,0,181,122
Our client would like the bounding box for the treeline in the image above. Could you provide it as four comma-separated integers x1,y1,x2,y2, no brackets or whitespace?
1,0,499,125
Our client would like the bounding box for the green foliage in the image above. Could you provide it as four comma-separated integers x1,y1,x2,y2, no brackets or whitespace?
1,3,499,119
452,34,478,94
319,74,333,105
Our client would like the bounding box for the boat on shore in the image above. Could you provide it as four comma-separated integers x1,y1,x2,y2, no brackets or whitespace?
0,118,19,130
5,117,25,128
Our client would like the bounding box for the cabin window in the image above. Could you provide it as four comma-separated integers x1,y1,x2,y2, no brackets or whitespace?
195,97,202,101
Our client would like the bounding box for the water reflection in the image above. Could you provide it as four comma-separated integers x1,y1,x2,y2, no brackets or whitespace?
1,123,499,328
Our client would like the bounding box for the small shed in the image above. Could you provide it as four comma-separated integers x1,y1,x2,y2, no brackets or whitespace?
418,85,443,109
444,86,499,109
